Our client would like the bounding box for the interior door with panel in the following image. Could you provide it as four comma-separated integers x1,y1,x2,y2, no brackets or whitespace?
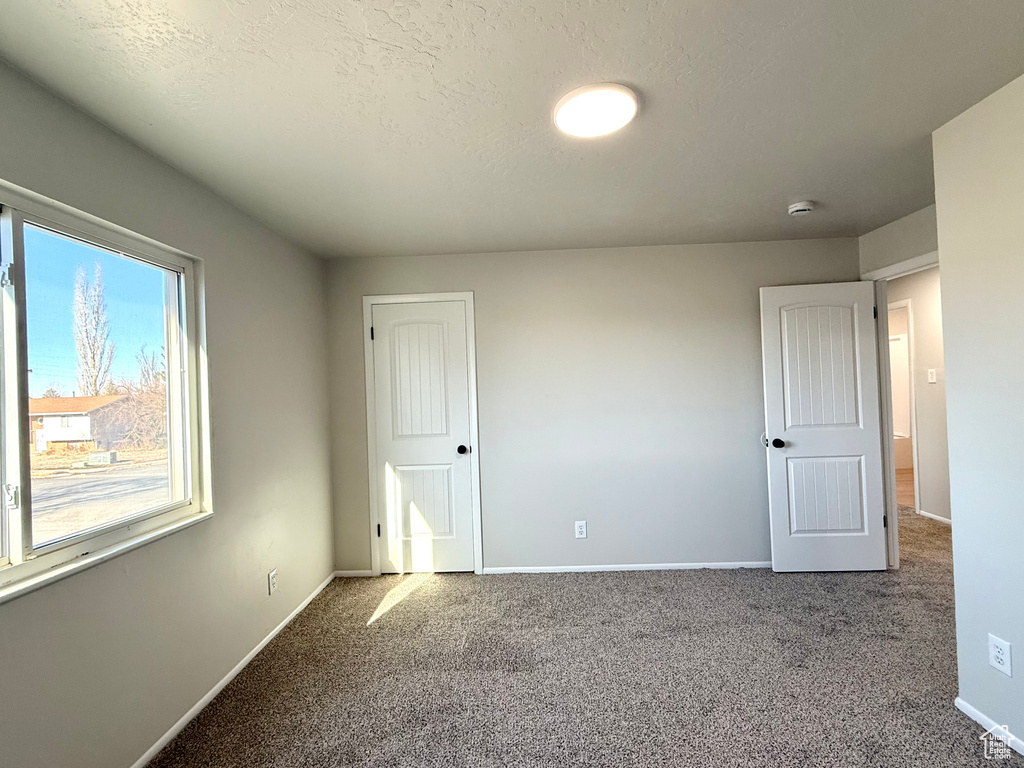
371,300,477,573
760,282,887,572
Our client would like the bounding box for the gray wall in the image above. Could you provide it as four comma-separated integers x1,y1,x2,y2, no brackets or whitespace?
858,205,938,275
887,267,951,520
328,240,860,571
933,73,1024,739
0,63,335,768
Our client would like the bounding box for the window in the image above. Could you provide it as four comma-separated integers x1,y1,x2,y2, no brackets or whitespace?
0,186,209,601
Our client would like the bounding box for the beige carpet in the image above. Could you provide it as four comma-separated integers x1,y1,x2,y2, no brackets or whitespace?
149,508,1019,767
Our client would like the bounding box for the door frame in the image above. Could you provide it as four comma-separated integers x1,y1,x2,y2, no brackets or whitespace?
362,292,484,576
863,249,939,569
887,299,922,518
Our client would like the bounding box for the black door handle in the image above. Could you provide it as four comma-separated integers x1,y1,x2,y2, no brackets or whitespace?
771,438,785,448
457,445,469,455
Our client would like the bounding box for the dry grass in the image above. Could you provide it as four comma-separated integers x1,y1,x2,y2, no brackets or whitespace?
30,447,168,475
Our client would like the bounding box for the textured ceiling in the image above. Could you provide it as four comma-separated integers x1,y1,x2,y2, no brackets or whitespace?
0,1,1022,258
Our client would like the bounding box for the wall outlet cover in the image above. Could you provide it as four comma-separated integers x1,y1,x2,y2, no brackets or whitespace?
989,633,1012,677
268,568,279,596
575,521,587,539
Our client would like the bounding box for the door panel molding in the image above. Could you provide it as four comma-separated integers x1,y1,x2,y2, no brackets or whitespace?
362,293,483,576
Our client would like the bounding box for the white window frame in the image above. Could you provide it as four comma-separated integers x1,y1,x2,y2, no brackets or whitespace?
0,179,212,604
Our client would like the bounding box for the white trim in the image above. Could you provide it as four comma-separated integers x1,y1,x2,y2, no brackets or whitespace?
888,298,923,517
874,280,901,569
464,301,484,575
362,293,484,576
129,571,337,768
861,251,939,281
482,561,772,574
0,177,197,267
0,208,24,569
361,298,381,577
0,181,214,602
887,333,910,438
917,509,952,525
335,569,373,577
361,299,381,577
955,697,1024,756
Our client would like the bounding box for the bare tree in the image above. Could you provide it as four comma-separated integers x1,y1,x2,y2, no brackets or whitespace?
102,346,168,449
73,262,115,396
40,384,65,398
136,345,165,391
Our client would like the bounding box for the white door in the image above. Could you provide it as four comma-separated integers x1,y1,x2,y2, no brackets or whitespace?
888,335,912,438
370,300,477,573
759,282,887,571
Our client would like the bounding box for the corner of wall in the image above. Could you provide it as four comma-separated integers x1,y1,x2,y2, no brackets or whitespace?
858,205,938,277
933,72,1024,744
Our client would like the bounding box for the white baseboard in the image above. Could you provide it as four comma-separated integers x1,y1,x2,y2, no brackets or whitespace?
918,509,952,525
955,697,1024,756
482,561,772,574
335,569,373,577
130,571,337,768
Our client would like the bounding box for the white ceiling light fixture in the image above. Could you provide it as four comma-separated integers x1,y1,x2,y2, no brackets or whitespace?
554,83,639,138
788,201,816,216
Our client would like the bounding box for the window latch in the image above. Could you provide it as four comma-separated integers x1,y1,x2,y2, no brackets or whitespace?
4,483,19,509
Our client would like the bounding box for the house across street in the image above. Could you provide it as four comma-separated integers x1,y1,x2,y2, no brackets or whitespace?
28,395,127,453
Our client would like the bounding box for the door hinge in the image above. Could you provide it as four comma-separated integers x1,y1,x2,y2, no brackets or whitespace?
883,514,888,528
370,326,375,340
873,306,878,319
377,523,381,537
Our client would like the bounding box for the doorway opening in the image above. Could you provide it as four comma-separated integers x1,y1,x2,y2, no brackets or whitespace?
887,303,916,510
870,257,952,568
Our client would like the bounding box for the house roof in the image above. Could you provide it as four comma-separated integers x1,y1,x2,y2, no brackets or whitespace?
28,395,124,416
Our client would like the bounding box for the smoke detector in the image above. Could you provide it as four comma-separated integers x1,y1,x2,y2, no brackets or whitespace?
788,201,816,216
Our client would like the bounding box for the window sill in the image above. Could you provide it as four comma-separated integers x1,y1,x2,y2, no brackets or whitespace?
0,509,213,606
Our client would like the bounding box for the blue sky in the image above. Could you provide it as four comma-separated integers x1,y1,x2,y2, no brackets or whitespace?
24,224,167,398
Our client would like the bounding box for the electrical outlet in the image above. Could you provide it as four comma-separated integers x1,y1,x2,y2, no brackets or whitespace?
989,633,1012,677
927,368,938,383
268,569,279,596
575,521,587,539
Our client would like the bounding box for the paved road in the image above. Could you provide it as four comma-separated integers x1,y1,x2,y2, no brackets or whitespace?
31,464,171,544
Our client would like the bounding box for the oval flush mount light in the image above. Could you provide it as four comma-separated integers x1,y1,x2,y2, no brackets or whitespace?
554,83,639,138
